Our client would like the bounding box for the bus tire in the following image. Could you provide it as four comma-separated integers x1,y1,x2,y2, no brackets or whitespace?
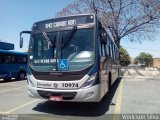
17,71,26,80
108,72,112,92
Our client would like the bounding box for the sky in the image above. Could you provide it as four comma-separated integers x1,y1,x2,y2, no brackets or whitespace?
0,0,160,58
121,37,160,58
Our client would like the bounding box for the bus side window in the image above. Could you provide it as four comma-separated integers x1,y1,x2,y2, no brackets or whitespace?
99,39,102,57
109,41,111,58
114,46,117,59
111,42,114,59
110,42,114,58
114,47,116,59
22,56,27,64
4,54,14,64
112,45,115,59
104,44,107,56
115,47,118,59
101,44,106,57
5,54,15,64
0,53,4,63
105,44,109,57
99,35,106,57
99,33,106,57
11,55,16,63
17,55,27,64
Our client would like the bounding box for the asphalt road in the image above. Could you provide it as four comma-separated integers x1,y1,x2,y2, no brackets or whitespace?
0,78,160,120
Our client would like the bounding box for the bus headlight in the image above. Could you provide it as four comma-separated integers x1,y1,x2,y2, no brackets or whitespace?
27,76,34,87
82,73,97,89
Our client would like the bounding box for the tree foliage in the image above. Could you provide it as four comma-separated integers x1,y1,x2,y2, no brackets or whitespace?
119,47,131,66
135,52,153,66
56,0,160,48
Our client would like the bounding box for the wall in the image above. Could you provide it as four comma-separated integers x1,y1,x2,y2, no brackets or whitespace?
153,58,160,68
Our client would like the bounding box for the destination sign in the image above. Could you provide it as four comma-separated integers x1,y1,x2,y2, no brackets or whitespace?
32,14,95,31
45,20,76,29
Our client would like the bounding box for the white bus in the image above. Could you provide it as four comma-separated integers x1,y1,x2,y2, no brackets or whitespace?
20,13,120,102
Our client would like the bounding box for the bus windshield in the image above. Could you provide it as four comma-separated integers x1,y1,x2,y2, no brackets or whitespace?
28,28,94,72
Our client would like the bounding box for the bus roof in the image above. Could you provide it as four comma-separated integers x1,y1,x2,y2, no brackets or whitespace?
0,49,27,55
0,42,14,50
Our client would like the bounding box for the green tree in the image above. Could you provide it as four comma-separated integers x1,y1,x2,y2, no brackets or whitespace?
119,47,131,66
134,58,139,64
135,52,153,66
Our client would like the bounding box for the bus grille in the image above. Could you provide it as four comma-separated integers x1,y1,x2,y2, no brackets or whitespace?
37,90,77,100
30,65,93,81
34,74,84,81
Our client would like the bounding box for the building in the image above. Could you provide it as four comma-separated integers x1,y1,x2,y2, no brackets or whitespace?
153,58,160,68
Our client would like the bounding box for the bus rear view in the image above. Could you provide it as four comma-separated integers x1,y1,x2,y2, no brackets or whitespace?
20,14,119,102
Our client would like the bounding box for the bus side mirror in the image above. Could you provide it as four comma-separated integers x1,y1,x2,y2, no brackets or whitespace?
20,36,23,48
100,32,107,44
19,31,31,48
101,32,106,38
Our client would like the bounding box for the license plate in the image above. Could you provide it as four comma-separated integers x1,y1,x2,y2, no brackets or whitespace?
49,96,63,101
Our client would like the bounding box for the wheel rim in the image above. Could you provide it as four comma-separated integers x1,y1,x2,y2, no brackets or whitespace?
20,73,25,79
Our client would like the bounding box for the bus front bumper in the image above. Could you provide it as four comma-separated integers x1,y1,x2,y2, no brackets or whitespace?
28,84,101,102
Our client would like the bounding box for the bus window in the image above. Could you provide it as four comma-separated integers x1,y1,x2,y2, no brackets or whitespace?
99,31,107,57
38,40,42,58
4,54,15,64
31,32,57,60
99,38,102,57
105,44,109,57
0,54,4,63
17,55,27,64
101,44,103,56
111,43,114,59
110,42,114,58
108,41,111,57
11,55,16,63
112,45,115,59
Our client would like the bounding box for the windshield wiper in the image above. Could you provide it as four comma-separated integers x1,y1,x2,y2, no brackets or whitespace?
58,26,77,60
60,26,77,49
42,31,57,59
42,31,53,47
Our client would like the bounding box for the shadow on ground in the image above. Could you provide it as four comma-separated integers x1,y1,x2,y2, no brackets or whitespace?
32,78,121,117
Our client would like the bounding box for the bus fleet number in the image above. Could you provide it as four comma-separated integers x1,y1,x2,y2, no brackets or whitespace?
62,83,79,88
